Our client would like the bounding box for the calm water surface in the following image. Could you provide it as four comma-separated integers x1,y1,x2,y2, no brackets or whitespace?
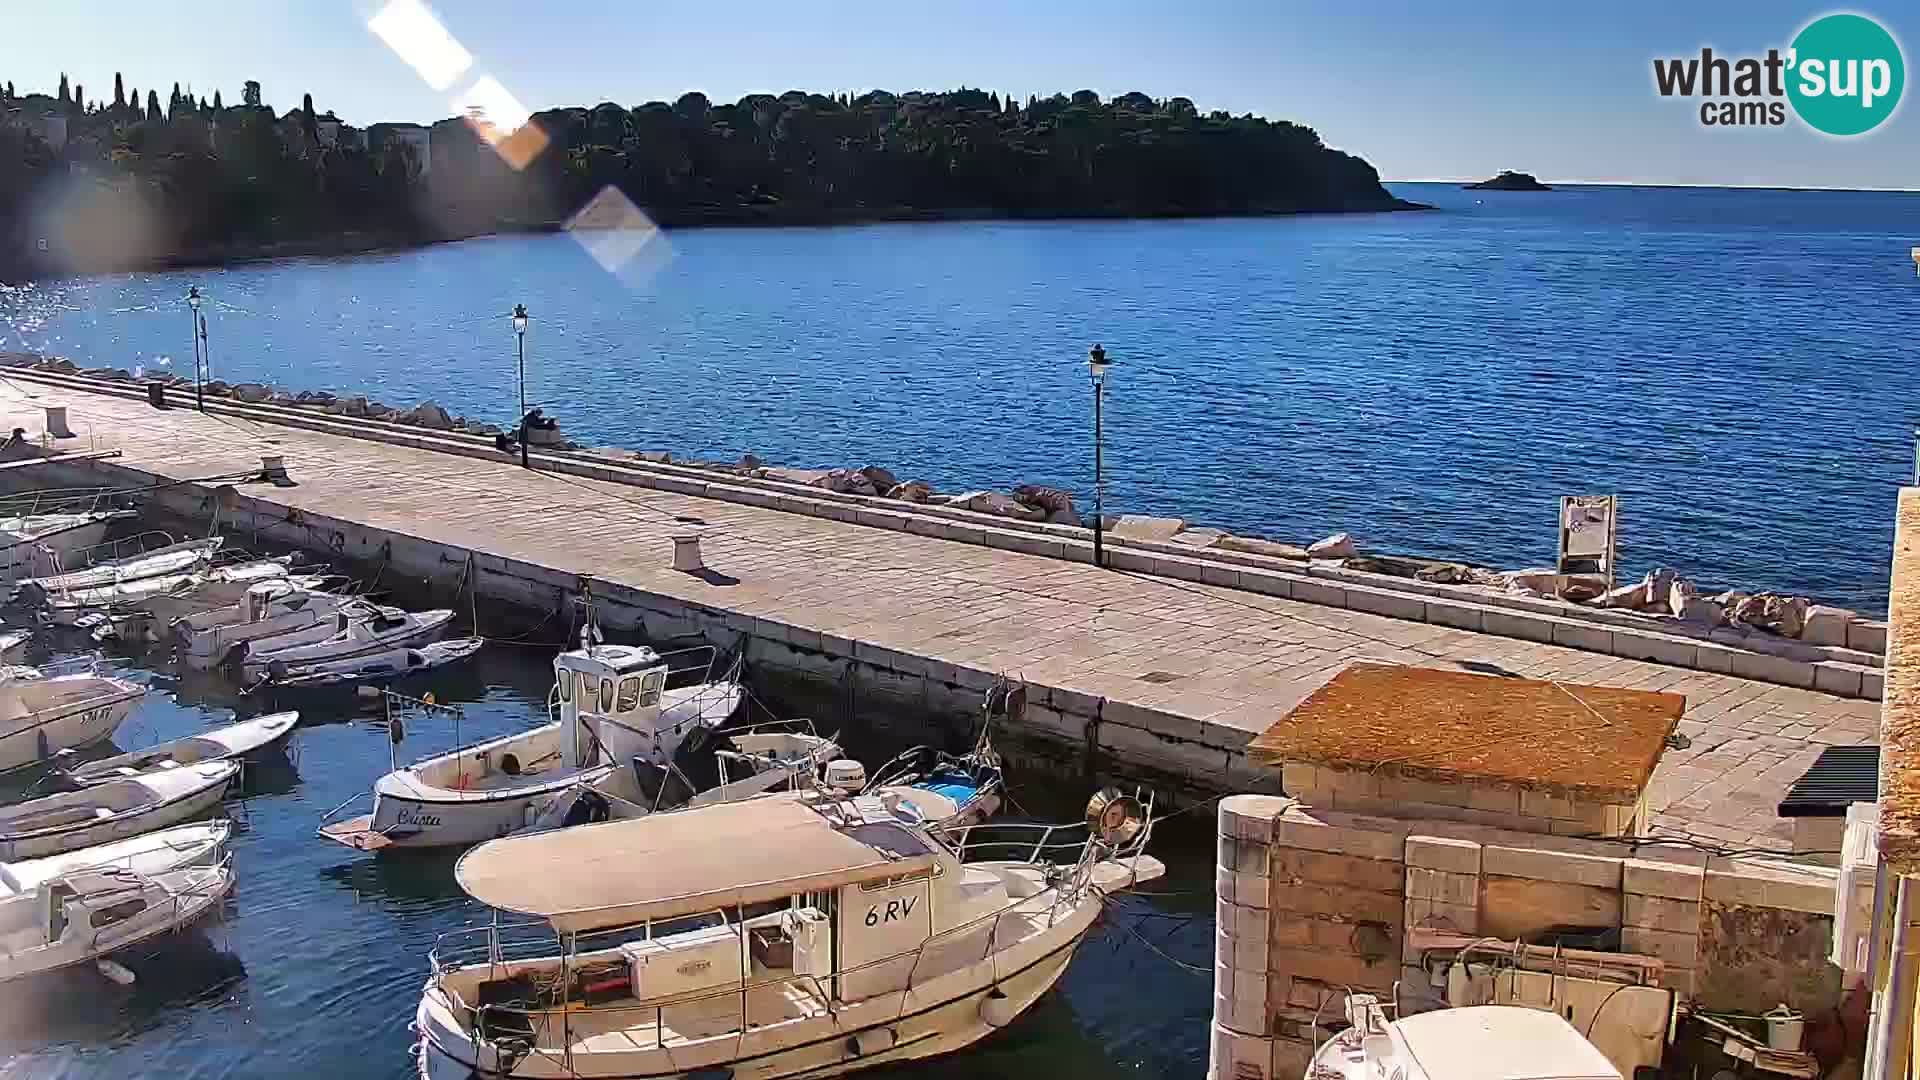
0,634,1216,1079
3,183,1919,609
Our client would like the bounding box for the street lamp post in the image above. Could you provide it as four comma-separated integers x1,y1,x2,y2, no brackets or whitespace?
512,304,530,468
1088,343,1113,568
186,286,204,412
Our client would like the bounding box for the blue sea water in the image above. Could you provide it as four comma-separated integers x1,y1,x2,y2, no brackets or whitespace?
2,181,1917,610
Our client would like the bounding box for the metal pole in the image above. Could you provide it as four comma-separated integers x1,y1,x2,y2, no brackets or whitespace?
517,331,528,469
188,298,203,413
1092,378,1104,569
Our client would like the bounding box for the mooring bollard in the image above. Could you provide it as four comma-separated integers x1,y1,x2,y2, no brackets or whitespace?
260,454,289,483
672,533,705,572
43,405,73,439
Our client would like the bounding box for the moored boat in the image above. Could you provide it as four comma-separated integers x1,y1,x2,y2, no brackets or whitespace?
239,606,454,678
317,641,747,852
259,637,484,691
1310,994,1622,1080
0,660,145,774
0,760,238,860
174,581,355,670
0,858,234,982
15,537,223,601
414,786,1162,1079
0,820,233,894
0,508,139,578
60,711,299,787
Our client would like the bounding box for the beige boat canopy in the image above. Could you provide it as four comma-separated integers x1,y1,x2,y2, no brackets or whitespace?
454,795,940,932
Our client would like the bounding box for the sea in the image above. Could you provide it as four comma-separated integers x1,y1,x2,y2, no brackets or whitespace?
0,181,1915,1078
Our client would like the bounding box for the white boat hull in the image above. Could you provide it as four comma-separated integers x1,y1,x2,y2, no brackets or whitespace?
243,609,453,676
0,863,234,982
0,770,234,861
0,691,140,773
416,893,1099,1080
178,603,340,670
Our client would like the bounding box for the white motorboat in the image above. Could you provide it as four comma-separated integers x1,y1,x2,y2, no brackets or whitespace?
0,661,145,774
15,537,223,600
241,606,454,678
39,558,300,627
174,581,353,670
0,859,234,982
0,820,233,895
0,509,139,578
263,638,485,691
1310,996,1622,1080
60,711,299,787
0,760,238,860
317,642,746,852
414,787,1163,1080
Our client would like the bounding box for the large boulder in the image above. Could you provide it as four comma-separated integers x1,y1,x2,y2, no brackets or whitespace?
403,401,453,429
1801,605,1856,648
813,468,877,496
1731,593,1809,638
859,466,900,493
203,380,231,396
230,383,272,403
886,480,932,503
761,466,831,486
1217,536,1311,561
1307,532,1358,560
1013,484,1080,526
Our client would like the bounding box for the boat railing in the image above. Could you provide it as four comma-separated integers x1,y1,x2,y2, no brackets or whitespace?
431,894,1053,1065
34,530,188,583
79,853,232,954
0,486,126,521
656,644,736,690
21,653,114,680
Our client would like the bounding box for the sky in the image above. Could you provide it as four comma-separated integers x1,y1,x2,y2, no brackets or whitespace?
4,0,1917,188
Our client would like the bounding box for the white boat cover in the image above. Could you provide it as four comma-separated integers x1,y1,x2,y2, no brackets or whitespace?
455,794,937,931
1392,1007,1621,1080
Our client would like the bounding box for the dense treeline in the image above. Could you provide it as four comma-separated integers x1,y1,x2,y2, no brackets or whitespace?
1,77,1410,278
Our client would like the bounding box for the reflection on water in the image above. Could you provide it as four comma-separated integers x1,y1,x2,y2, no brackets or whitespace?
0,627,1218,1078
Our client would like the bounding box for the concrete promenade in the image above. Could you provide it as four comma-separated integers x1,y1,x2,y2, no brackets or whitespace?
0,373,1881,852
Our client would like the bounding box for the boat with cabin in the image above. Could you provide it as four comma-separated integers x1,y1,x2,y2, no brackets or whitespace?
0,857,234,982
0,659,146,773
239,605,454,678
258,638,485,692
413,784,1163,1079
317,642,750,851
174,581,356,670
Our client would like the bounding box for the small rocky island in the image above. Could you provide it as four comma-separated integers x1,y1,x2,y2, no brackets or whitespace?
1464,170,1552,191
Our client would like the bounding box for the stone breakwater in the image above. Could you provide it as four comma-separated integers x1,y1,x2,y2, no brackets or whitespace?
2,351,1883,661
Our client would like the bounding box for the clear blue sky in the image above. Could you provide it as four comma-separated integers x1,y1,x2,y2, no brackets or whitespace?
4,1,1916,188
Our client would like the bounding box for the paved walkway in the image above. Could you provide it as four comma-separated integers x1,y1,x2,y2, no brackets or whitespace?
0,379,1880,852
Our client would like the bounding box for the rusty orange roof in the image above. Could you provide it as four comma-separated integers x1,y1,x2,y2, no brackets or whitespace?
1247,663,1683,801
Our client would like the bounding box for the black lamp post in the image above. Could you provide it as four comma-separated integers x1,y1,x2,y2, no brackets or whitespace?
186,286,204,412
511,304,530,468
1088,343,1113,568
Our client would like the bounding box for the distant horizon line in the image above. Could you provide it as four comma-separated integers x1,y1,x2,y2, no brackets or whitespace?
1388,178,1920,194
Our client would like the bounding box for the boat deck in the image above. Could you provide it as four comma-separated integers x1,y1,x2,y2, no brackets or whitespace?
0,376,1884,852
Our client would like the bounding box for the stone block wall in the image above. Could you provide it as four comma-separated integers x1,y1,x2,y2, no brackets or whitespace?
1213,797,1847,1080
1281,762,1643,837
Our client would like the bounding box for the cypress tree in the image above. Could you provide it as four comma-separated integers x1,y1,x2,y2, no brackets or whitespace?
212,89,223,111
56,73,68,104
113,72,125,110
146,89,161,123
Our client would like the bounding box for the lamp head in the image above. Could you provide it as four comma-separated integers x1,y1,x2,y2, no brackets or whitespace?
511,303,529,336
1087,343,1111,381
187,286,202,311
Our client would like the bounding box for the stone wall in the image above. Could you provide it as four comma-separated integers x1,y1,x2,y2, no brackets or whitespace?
1211,796,1850,1080
1280,761,1644,836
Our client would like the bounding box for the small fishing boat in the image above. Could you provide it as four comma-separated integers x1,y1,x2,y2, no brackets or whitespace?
260,638,484,691
414,787,1163,1080
0,508,139,578
0,859,234,982
318,641,744,851
15,537,223,601
36,558,301,627
864,745,1004,827
59,711,300,787
0,761,238,860
173,581,354,670
0,820,233,894
238,606,454,678
1310,995,1622,1080
0,660,146,774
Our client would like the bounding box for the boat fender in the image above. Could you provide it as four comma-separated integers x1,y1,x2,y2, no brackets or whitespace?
846,1027,897,1056
97,958,137,986
981,986,1017,1028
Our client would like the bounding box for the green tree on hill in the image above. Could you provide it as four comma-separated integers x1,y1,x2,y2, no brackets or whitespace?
113,73,125,111
242,80,261,108
146,90,161,123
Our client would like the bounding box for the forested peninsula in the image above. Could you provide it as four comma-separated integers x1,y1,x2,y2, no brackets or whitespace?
1,77,1419,279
